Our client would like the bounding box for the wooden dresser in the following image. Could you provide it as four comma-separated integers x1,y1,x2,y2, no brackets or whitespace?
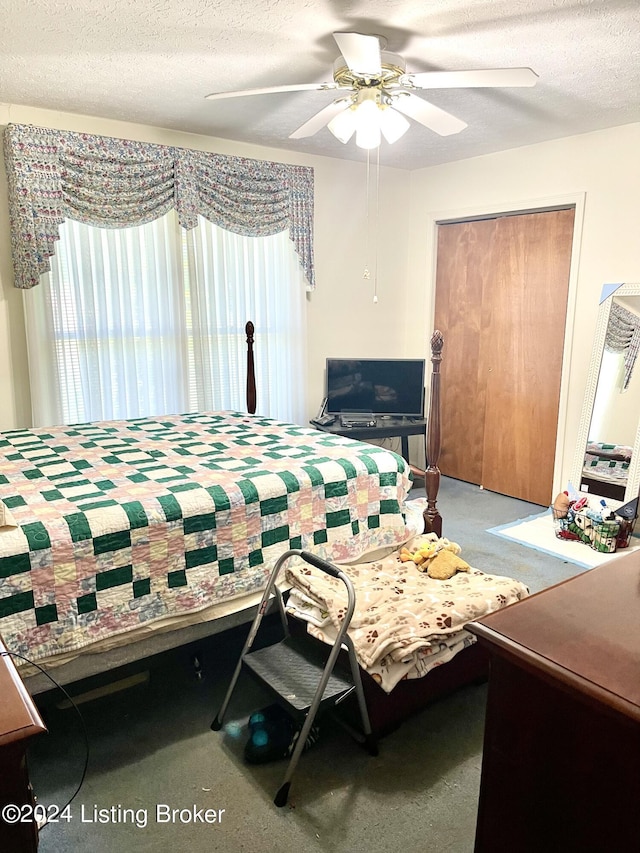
467,549,640,853
0,638,47,852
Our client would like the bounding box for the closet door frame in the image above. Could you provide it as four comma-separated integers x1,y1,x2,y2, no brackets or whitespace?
424,193,586,499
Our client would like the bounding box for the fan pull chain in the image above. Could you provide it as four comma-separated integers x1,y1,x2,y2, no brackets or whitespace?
373,145,380,304
363,150,371,283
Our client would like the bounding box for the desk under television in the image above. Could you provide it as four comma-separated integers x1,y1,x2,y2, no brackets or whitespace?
310,416,427,467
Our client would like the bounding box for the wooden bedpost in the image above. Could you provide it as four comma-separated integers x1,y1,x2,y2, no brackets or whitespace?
423,330,443,537
246,321,256,414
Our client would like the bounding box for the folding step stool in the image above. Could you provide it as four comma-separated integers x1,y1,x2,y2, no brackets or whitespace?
211,549,378,807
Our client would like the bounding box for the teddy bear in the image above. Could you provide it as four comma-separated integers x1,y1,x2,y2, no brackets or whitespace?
399,536,470,579
552,491,571,518
425,550,471,580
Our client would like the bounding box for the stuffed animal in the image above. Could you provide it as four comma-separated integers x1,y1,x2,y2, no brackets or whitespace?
553,491,571,518
426,550,471,580
399,536,461,566
399,536,469,579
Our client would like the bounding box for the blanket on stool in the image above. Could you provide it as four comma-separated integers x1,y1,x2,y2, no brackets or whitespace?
285,534,529,693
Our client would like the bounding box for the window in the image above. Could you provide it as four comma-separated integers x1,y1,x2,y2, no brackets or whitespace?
23,213,307,427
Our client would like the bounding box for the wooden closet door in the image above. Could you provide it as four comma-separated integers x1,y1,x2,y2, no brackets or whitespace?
434,208,574,506
434,218,496,484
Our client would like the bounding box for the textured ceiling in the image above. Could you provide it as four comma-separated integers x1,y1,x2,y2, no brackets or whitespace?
1,0,639,170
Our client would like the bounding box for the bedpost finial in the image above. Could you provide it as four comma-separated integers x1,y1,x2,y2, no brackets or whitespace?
430,330,444,361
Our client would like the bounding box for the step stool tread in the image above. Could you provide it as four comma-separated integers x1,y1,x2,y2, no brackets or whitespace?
244,636,353,712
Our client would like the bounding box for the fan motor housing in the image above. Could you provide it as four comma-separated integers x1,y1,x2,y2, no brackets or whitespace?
333,51,406,88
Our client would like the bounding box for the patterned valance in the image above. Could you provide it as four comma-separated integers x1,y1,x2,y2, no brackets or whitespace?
3,123,315,290
605,301,640,390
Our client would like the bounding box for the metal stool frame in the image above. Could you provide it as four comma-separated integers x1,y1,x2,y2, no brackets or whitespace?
211,549,377,806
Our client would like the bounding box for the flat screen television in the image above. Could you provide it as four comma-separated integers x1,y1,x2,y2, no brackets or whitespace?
325,358,425,418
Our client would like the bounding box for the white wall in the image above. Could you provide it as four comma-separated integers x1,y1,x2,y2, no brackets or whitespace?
0,103,410,430
406,122,640,495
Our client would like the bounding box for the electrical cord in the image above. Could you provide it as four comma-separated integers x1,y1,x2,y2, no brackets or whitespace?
0,650,90,831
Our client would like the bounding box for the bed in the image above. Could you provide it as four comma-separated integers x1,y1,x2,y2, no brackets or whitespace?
581,441,632,501
0,324,426,693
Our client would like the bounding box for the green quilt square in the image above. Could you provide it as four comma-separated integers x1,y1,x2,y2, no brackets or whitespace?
379,472,399,487
185,545,217,569
184,512,217,534
262,525,290,548
326,509,350,529
207,485,231,512
260,495,288,516
325,481,348,498
168,569,188,588
133,578,151,598
77,499,118,512
95,479,117,491
77,592,97,614
218,558,235,575
238,479,259,504
35,604,58,625
303,465,325,486
277,472,300,494
0,590,34,618
22,521,51,552
158,494,182,521
0,553,31,578
168,482,202,494
3,494,26,508
23,468,43,480
93,529,131,556
122,501,149,530
248,549,263,567
336,459,358,479
359,455,379,475
96,564,133,591
65,512,92,542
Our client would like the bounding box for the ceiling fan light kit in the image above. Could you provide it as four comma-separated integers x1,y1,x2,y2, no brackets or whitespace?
326,90,411,149
205,32,538,151
379,106,411,145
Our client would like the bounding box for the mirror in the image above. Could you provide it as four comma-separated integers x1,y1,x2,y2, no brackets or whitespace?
571,283,640,504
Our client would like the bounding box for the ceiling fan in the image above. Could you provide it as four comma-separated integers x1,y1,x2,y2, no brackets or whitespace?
205,32,538,149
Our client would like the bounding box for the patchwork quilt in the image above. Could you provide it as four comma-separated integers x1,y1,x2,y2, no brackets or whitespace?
0,411,414,663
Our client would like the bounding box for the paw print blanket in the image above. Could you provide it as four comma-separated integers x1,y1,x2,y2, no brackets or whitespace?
285,534,529,674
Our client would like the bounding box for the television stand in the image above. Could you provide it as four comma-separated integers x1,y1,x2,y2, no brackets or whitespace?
310,416,428,471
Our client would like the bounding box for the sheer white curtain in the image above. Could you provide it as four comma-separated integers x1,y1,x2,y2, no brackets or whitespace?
183,216,307,423
23,212,307,427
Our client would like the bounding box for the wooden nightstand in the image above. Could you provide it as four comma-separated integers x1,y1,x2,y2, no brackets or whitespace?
0,638,47,852
467,549,640,852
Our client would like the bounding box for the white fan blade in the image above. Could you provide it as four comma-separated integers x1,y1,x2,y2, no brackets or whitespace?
205,82,338,101
392,92,467,136
289,100,353,139
402,68,538,90
333,32,382,76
